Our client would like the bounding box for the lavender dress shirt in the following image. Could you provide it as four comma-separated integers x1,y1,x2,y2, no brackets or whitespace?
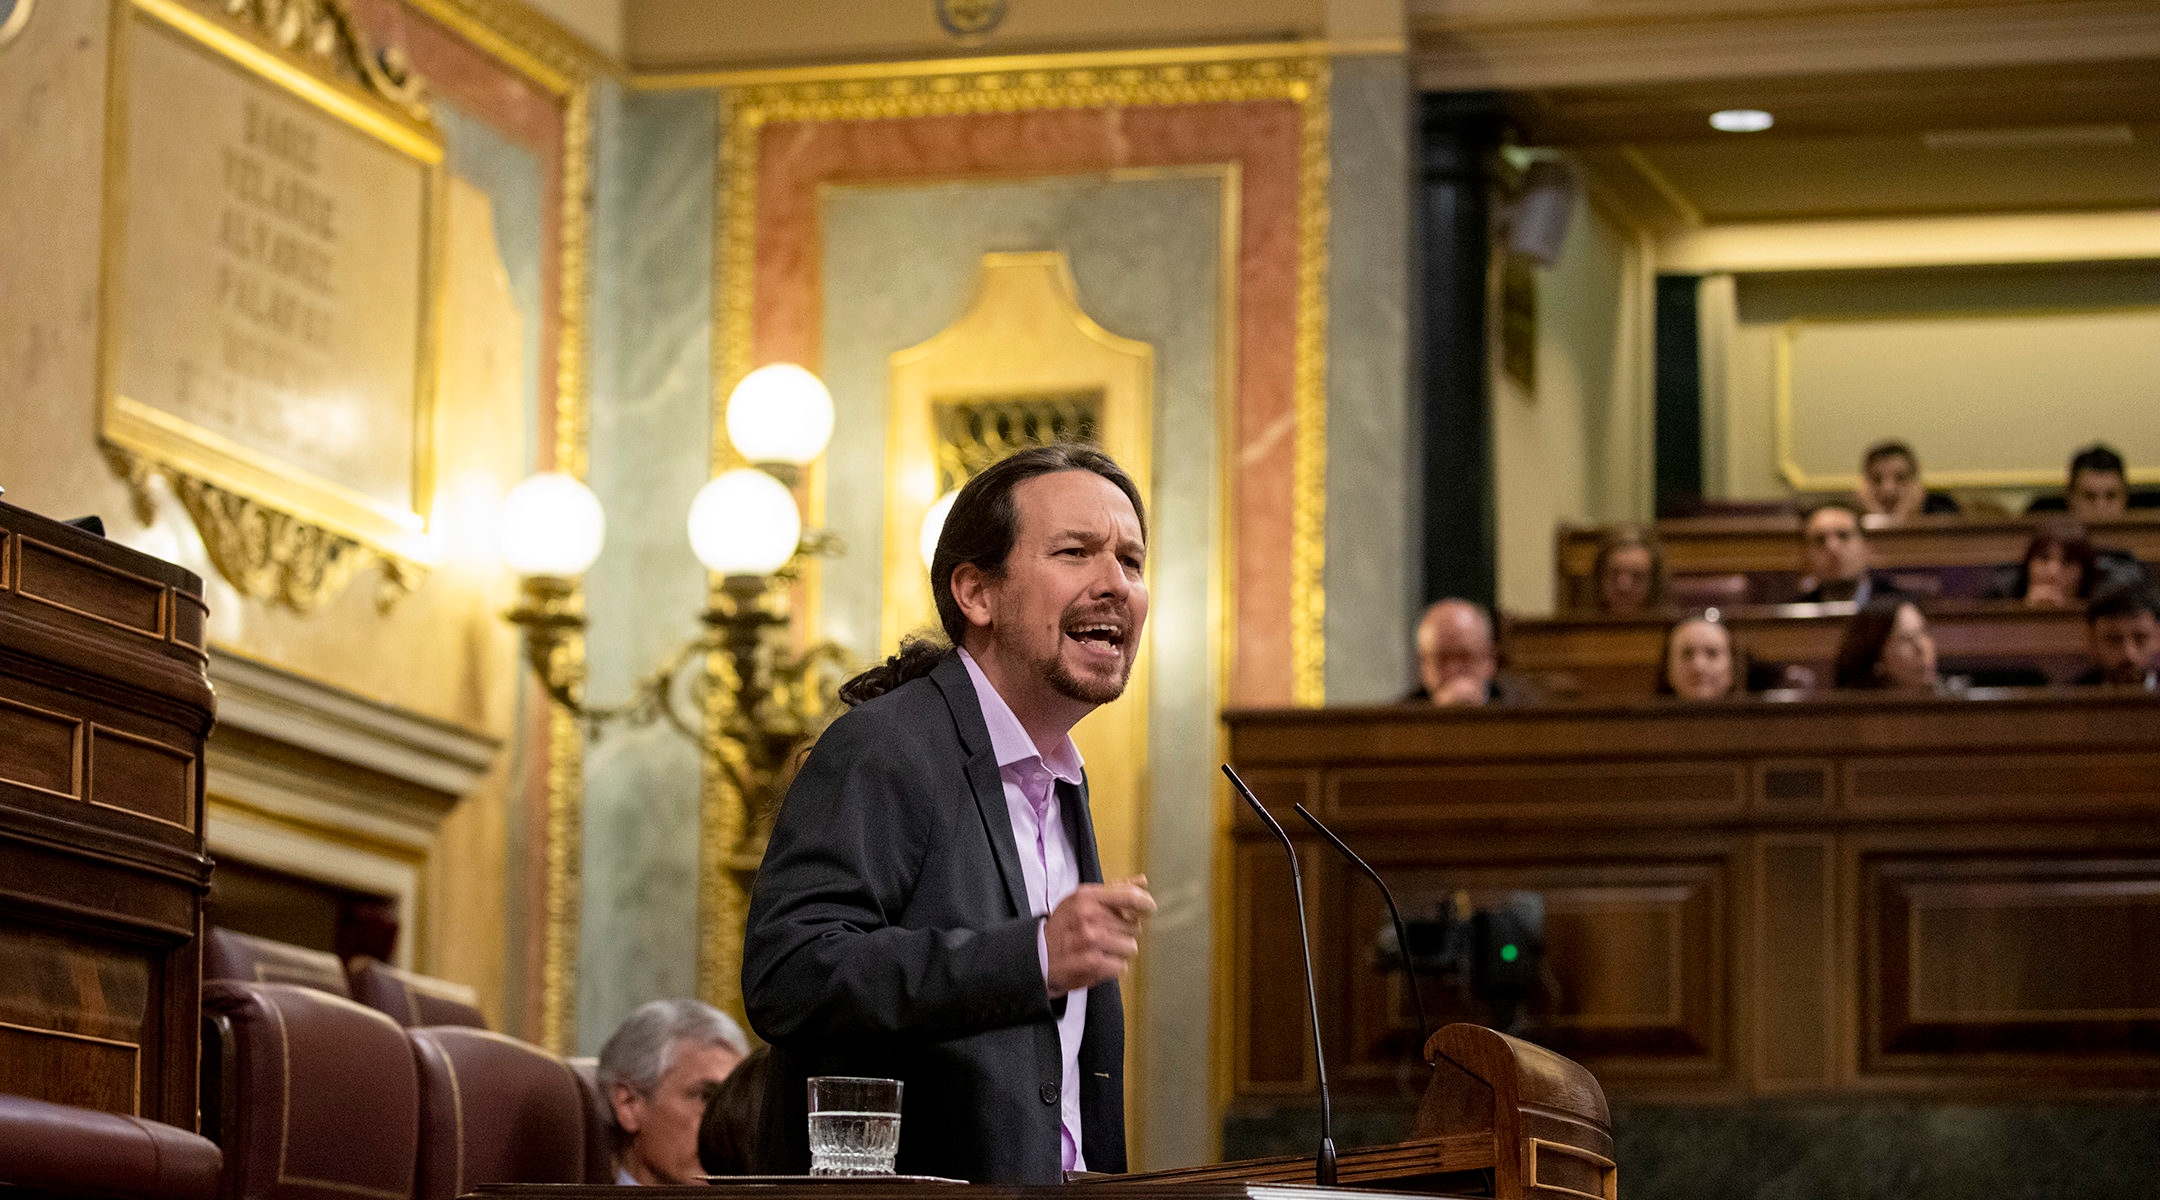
957,649,1089,1173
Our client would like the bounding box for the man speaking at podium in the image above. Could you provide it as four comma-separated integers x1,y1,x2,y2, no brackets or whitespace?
743,444,1157,1184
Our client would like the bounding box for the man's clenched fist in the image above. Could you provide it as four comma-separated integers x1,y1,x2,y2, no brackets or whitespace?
1045,875,1156,994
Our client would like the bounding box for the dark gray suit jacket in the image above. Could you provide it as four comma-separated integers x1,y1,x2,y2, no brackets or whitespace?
741,652,1126,1183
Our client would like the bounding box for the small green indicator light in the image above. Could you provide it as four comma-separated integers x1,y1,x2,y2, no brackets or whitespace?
1500,944,1520,963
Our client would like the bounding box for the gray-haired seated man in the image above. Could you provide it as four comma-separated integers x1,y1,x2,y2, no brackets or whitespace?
599,999,750,1184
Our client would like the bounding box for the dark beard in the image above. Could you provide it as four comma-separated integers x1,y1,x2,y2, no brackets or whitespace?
1045,646,1133,705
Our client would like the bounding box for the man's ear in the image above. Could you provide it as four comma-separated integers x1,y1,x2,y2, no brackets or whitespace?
949,562,996,632
610,1080,644,1134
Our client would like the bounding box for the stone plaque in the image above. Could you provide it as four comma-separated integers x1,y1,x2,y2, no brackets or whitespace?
101,0,443,563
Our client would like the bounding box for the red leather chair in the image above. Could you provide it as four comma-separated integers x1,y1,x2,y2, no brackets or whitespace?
408,1027,609,1200
203,929,351,998
0,1094,221,1200
346,958,487,1030
200,981,419,1200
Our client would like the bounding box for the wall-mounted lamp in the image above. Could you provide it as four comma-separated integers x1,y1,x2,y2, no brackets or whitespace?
500,365,850,797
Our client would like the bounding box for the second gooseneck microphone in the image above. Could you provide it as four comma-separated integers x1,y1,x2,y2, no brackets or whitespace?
1222,763,1337,1187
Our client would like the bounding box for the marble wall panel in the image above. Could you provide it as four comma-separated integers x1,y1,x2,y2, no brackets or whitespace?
577,83,717,1052
1322,55,1418,704
749,100,1306,707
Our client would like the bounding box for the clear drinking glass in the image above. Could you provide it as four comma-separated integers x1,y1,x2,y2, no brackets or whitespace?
806,1076,903,1175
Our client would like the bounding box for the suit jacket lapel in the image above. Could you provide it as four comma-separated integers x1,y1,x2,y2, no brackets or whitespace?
930,654,1033,920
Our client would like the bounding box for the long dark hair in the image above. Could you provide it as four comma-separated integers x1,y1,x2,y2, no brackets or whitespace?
837,442,1146,705
2017,519,2098,599
1832,597,1915,689
696,1046,772,1176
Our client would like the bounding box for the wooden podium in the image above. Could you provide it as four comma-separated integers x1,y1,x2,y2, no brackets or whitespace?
471,1023,1614,1200
0,500,216,1128
1094,1024,1614,1200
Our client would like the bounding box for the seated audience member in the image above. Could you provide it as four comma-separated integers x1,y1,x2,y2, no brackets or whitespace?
697,1047,772,1177
1857,440,1959,520
1832,598,1941,692
1796,502,1904,605
1991,520,2101,607
2066,444,2130,524
1657,613,1740,700
2075,583,2160,689
1592,525,1666,615
600,999,750,1185
1407,599,1534,705
2030,443,2145,520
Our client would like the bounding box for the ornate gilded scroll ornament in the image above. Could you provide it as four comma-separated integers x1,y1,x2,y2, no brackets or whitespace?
106,449,423,613
222,0,427,119
932,392,1101,494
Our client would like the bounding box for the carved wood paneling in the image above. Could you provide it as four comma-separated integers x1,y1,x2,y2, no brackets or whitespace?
14,535,170,640
1845,752,2160,815
1235,841,1326,1094
1869,854,2160,1067
89,725,198,832
1754,837,1836,1088
0,695,83,798
0,1025,141,1115
1227,693,2160,1103
1334,858,1728,1091
1333,764,1745,823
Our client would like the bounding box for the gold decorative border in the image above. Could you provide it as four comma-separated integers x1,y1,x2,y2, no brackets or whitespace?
1773,306,2160,493
703,45,1331,1023
1290,61,1329,708
399,0,599,1056
640,37,1395,90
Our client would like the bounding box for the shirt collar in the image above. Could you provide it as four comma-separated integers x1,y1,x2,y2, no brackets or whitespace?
958,648,1084,784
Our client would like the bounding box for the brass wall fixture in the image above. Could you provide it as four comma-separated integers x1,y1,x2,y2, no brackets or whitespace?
498,362,849,800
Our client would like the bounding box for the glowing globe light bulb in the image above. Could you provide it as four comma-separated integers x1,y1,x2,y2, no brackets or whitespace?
918,489,959,572
688,468,802,577
725,364,835,467
498,472,605,577
1709,109,1774,133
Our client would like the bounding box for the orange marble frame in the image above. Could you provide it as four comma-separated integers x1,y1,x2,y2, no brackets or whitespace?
715,52,1331,711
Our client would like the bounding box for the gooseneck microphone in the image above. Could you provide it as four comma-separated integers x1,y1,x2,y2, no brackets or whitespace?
1222,764,1337,1187
1293,801,1431,1057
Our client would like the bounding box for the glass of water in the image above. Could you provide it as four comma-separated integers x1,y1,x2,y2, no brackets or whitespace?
806,1076,903,1175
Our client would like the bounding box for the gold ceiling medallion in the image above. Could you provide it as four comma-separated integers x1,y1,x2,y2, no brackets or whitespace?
222,0,427,119
933,0,1006,42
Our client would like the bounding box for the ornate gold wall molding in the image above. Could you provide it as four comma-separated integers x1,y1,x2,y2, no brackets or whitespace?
220,0,427,118
1290,59,1329,708
398,0,598,1055
702,45,1332,1020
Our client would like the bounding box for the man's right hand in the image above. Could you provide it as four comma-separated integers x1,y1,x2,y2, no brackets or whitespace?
1045,875,1156,994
